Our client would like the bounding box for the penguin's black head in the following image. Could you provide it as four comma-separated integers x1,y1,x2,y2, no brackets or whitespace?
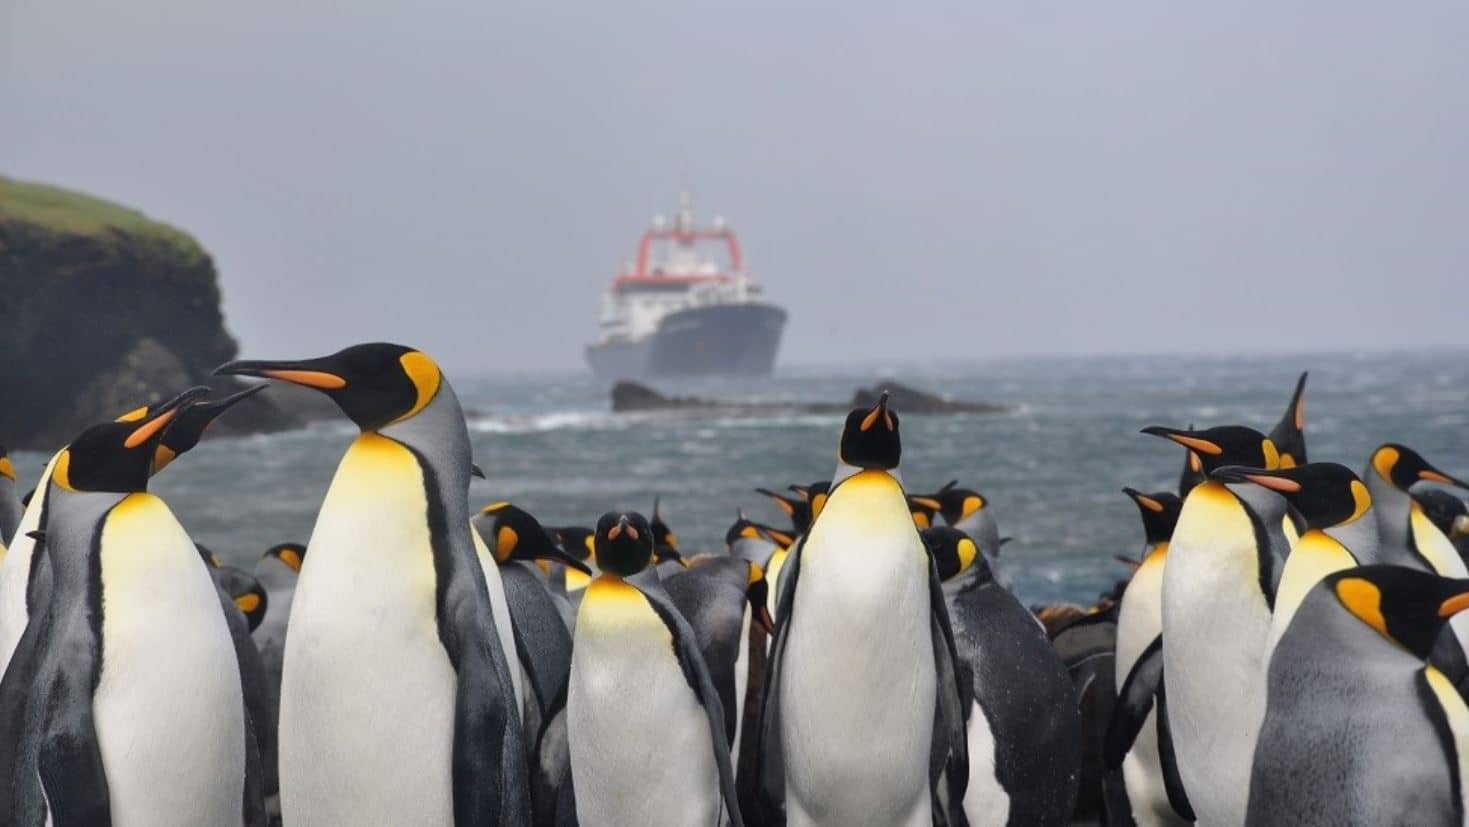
921,526,981,582
1177,422,1206,497
932,481,988,527
724,514,794,550
476,502,593,573
1268,372,1309,469
594,512,654,577
756,488,812,534
0,445,15,484
745,561,776,634
839,392,900,471
264,542,307,573
54,387,210,494
650,497,678,550
221,567,270,633
652,545,686,568
1122,488,1183,545
196,543,224,569
215,343,443,432
907,493,942,529
1141,425,1279,474
548,526,596,562
1211,462,1370,531
154,383,269,473
1327,566,1469,659
1414,490,1469,539
1369,444,1469,494
789,481,831,523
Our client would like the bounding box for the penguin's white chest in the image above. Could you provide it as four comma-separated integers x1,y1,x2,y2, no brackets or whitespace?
568,578,719,826
0,452,58,678
473,528,526,713
1161,483,1271,826
781,470,935,826
279,433,457,826
93,494,245,827
961,700,1009,827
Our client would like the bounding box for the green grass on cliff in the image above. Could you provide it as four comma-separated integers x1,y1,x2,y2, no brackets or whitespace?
0,175,207,265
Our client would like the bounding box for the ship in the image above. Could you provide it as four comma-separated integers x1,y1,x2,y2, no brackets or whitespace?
586,193,787,379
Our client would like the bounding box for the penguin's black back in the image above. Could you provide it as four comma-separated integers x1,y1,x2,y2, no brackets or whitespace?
952,576,1082,826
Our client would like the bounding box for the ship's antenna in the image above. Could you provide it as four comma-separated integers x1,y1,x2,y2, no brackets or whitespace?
677,187,692,233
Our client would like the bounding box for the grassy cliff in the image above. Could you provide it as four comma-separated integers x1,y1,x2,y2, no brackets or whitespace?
0,175,290,448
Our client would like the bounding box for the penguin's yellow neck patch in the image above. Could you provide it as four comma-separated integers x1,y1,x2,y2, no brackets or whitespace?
1187,479,1235,506
1344,480,1372,526
1411,506,1464,577
564,567,591,592
1335,577,1390,640
578,575,659,636
393,351,441,425
1143,540,1169,563
1373,447,1400,485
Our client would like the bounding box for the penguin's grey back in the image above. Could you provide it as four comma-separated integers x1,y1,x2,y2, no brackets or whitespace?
1248,585,1459,826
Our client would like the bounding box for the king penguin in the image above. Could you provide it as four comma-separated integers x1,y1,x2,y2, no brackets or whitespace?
0,446,22,546
929,481,1008,591
757,393,969,827
1209,462,1377,656
1415,489,1469,565
1361,444,1469,691
201,551,275,826
216,342,529,825
1247,566,1469,826
725,512,794,571
1140,423,1284,826
0,383,261,685
1266,371,1308,469
471,502,590,827
567,511,744,826
925,527,1081,826
2,387,256,826
664,555,775,757
1104,488,1187,827
1362,443,1469,574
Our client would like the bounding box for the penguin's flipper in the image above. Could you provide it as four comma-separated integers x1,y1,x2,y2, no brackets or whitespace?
0,550,52,820
216,586,270,826
927,558,971,827
501,563,574,723
755,536,805,825
442,560,530,826
1154,677,1195,822
1102,635,1163,769
1429,626,1469,692
1100,767,1135,827
635,581,746,827
35,635,112,824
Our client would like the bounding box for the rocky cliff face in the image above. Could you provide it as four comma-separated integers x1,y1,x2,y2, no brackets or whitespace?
0,175,295,449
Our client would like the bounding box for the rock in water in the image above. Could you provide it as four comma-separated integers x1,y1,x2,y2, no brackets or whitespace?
851,381,1008,414
0,175,296,446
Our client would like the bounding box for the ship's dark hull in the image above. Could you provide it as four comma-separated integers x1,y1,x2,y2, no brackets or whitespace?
586,303,787,379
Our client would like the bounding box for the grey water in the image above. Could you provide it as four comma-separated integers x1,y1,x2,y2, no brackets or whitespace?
16,350,1468,608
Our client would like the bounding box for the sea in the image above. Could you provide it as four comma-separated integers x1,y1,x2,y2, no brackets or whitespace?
16,350,1468,608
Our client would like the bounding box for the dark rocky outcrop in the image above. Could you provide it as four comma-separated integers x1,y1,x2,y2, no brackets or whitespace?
0,175,297,449
850,380,1008,414
611,379,1008,416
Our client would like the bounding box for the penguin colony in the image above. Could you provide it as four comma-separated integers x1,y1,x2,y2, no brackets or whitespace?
0,345,1464,827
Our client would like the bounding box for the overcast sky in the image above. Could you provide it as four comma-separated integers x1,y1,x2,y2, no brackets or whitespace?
4,1,1466,373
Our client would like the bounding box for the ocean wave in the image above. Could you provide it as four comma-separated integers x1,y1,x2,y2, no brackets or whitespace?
467,410,629,434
